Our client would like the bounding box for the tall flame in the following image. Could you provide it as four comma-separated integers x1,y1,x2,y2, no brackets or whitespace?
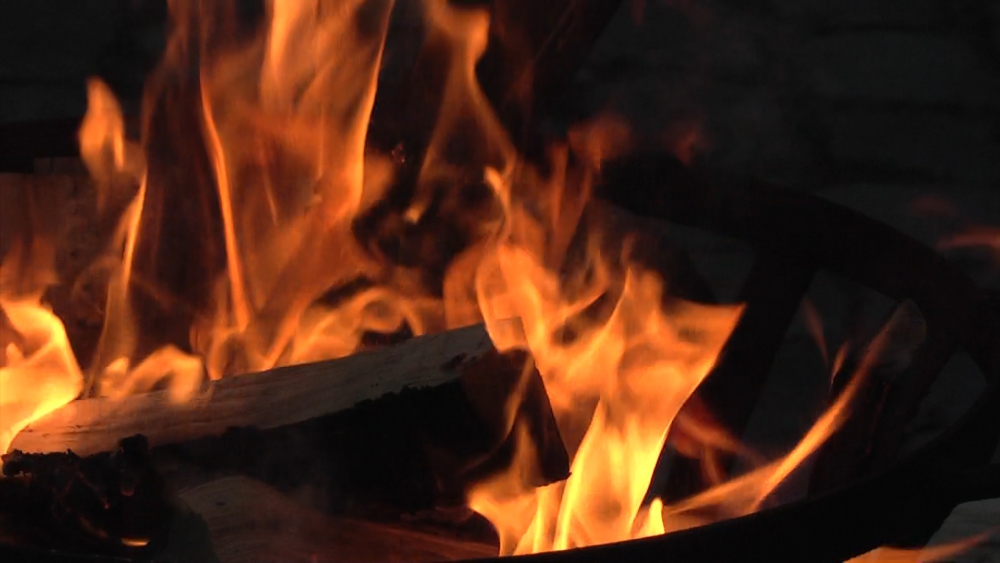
0,234,83,457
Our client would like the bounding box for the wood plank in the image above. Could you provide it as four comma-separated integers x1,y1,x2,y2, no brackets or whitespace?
138,342,568,515
12,323,498,456
177,475,497,563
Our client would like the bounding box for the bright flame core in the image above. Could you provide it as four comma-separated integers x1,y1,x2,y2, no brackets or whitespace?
0,0,946,557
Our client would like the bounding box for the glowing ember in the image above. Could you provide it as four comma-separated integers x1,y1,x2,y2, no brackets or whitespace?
0,0,978,559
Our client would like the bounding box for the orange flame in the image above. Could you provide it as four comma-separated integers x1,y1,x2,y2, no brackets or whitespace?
909,195,1000,274
937,226,1000,257
801,297,830,368
1,236,83,458
2,1,948,558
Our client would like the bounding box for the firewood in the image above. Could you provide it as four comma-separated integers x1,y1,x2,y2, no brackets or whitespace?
0,328,565,559
0,435,168,560
15,323,496,456
13,323,569,515
175,475,497,563
147,348,567,516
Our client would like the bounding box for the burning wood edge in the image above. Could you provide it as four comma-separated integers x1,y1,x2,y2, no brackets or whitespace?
14,323,497,456
12,320,572,509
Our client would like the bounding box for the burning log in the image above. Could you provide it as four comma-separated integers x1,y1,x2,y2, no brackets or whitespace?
18,323,502,451
2,323,566,559
594,152,1000,561
0,447,500,563
11,323,569,513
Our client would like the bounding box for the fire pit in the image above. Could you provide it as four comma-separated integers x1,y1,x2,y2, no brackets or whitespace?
1,1,997,562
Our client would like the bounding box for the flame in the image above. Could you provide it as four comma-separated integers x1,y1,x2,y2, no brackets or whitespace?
909,195,1000,274
0,236,83,459
470,252,744,551
3,0,941,557
801,298,830,368
800,298,850,386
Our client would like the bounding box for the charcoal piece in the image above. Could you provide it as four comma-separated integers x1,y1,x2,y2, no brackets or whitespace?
0,435,169,559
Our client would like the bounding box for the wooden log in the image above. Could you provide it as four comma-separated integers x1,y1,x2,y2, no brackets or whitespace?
147,348,567,515
13,323,494,456
13,322,569,515
175,475,497,563
2,323,565,559
1,435,168,560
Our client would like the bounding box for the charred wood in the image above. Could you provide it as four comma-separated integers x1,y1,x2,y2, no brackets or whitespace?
0,435,168,560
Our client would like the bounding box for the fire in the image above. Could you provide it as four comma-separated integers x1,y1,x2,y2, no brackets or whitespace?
0,237,83,458
0,0,971,559
909,194,1000,276
937,226,1000,261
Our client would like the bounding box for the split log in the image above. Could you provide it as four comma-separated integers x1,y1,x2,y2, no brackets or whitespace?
0,435,168,560
0,443,499,562
175,475,497,563
16,323,495,455
13,322,569,514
